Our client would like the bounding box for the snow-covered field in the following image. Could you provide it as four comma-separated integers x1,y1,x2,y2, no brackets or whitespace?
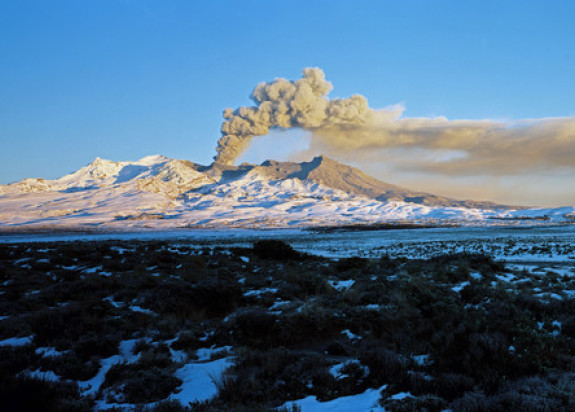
3,225,574,281
3,225,574,260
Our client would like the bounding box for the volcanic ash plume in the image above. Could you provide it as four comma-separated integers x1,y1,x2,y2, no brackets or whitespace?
214,67,575,178
214,67,372,165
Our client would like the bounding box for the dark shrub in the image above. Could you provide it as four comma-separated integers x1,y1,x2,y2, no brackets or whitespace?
0,346,39,376
104,364,182,403
359,345,407,386
323,341,351,356
123,368,181,403
30,302,120,351
147,277,242,319
277,306,344,346
253,240,301,260
137,344,174,369
431,253,504,276
382,394,446,412
0,372,91,412
379,254,400,271
179,255,209,283
74,332,119,359
151,399,188,411
335,257,368,272
406,371,437,396
217,348,329,405
450,382,566,412
561,314,575,338
285,271,334,297
435,373,475,400
171,331,201,352
227,309,279,348
40,352,100,381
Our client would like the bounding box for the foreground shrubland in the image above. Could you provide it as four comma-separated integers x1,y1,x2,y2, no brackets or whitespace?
0,239,574,411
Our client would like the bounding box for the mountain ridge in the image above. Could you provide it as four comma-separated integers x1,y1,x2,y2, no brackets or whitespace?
246,155,513,209
0,154,572,229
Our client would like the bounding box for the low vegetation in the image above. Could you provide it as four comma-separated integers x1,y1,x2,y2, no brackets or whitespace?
0,239,574,411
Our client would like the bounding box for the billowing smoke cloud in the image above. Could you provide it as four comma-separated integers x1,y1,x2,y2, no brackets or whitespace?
214,68,371,164
215,68,575,178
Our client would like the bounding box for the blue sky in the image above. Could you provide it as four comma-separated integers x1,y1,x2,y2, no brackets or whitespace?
1,1,574,204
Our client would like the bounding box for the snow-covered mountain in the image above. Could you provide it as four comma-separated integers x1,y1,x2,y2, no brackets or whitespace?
0,155,573,229
0,155,213,196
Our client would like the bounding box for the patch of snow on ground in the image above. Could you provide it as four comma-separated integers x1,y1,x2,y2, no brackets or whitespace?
412,354,431,366
390,391,415,400
329,360,368,380
281,385,386,411
329,279,355,291
198,331,214,342
452,281,470,293
83,266,109,276
496,273,515,282
0,336,34,346
24,368,60,382
535,292,563,301
552,320,562,336
341,329,361,340
129,305,157,316
170,348,187,363
79,355,123,396
243,287,279,297
79,339,140,395
269,300,291,310
196,345,232,361
103,296,124,308
170,357,233,404
118,339,140,362
36,347,67,357
470,272,482,280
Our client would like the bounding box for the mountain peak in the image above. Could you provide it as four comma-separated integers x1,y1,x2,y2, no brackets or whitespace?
89,156,114,166
259,154,335,169
304,154,341,169
311,154,334,162
135,154,169,166
251,155,513,209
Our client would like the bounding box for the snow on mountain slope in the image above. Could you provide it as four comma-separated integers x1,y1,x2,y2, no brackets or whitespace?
0,155,573,229
0,157,129,194
178,173,492,228
240,156,510,209
0,155,212,196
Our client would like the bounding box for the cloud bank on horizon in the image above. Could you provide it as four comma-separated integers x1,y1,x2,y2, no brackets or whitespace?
214,68,575,177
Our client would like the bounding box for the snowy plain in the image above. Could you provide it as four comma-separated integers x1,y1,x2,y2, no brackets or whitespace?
2,225,574,264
